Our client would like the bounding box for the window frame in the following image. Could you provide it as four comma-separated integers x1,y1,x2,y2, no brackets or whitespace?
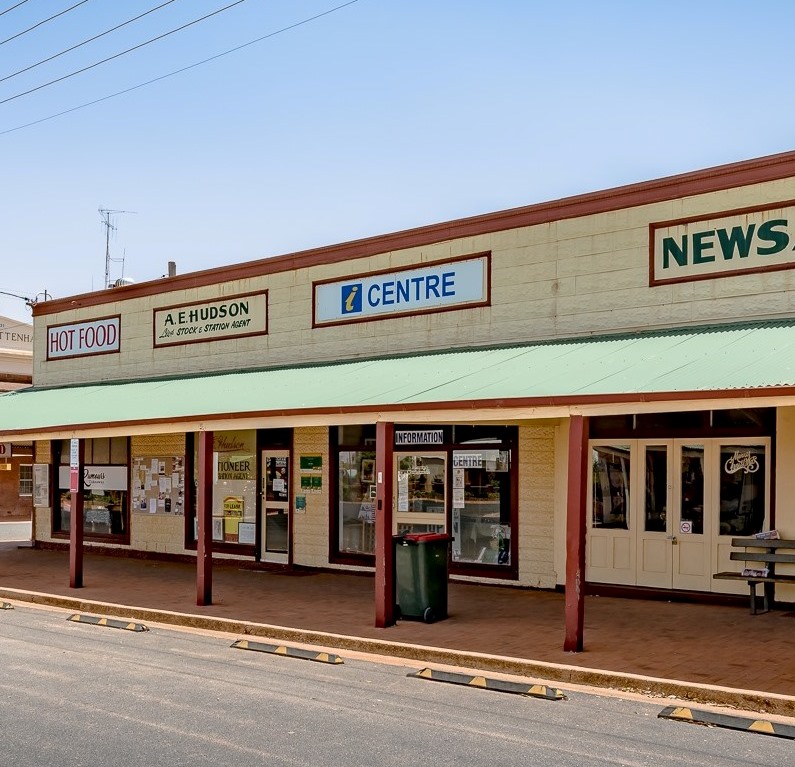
52,438,131,545
18,463,33,497
330,424,519,579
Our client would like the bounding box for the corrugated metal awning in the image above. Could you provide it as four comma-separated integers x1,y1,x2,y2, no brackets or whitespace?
2,321,795,439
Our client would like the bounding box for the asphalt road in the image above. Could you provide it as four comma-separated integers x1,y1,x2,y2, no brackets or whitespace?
0,604,791,767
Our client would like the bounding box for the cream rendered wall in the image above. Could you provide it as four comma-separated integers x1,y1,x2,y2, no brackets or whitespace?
773,408,795,603
290,426,329,568
553,422,569,588
131,513,184,555
33,176,795,388
516,424,558,588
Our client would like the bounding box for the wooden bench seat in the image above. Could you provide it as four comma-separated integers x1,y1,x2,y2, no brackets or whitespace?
713,537,795,614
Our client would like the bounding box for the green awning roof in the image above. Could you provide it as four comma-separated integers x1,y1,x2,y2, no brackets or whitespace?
2,322,795,438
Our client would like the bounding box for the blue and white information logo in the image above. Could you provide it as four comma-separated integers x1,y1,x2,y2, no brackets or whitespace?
315,255,489,325
341,283,363,315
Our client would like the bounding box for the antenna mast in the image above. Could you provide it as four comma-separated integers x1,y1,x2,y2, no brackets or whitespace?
98,207,134,288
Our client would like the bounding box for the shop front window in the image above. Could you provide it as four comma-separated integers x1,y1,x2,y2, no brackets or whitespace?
192,430,257,546
719,445,766,537
643,445,667,533
592,445,630,529
395,452,446,536
337,445,376,555
451,450,511,565
680,445,704,535
332,425,517,574
55,438,129,539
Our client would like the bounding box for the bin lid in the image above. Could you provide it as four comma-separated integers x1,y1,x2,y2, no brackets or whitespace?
403,533,450,543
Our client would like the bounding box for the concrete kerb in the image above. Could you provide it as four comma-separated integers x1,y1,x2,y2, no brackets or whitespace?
2,586,793,718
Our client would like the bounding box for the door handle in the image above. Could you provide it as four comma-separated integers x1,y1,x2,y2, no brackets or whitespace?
666,535,678,545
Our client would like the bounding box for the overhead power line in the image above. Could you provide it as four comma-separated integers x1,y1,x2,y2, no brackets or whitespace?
0,0,249,105
0,1,32,19
0,0,89,47
0,0,180,85
0,0,360,136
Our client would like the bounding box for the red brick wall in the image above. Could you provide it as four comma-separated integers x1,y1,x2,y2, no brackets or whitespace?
0,456,33,518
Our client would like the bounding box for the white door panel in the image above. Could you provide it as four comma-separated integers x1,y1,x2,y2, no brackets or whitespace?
586,437,770,595
672,442,711,591
636,442,672,588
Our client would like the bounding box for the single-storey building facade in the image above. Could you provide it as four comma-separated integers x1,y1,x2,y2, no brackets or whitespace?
3,150,795,644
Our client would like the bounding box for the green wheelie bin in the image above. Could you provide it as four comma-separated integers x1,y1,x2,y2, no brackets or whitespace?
393,532,450,623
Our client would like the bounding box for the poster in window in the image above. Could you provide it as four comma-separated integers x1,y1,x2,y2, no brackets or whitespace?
361,458,375,484
33,464,49,507
212,517,224,541
131,455,185,515
238,521,256,545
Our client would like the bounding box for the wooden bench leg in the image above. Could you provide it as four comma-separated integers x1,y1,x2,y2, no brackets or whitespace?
749,582,757,615
764,582,774,614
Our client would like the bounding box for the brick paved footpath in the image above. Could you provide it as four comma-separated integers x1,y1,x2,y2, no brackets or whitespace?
0,543,792,703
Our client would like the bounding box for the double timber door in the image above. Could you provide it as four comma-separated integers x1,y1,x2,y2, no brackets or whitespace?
587,438,770,592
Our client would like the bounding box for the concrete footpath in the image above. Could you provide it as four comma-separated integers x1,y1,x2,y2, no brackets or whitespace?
0,541,793,716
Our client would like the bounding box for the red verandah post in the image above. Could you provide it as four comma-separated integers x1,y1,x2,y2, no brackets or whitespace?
375,421,395,627
197,430,213,606
69,438,84,589
564,415,589,652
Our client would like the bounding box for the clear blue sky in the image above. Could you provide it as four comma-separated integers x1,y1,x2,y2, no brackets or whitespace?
1,0,793,322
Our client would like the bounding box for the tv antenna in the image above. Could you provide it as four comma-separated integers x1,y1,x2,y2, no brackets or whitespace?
98,207,135,289
0,289,52,309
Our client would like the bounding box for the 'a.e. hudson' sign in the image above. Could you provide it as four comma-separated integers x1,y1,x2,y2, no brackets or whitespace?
650,202,795,285
153,292,267,347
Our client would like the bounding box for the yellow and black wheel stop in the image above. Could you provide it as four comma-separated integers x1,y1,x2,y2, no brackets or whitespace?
659,706,795,740
231,639,343,664
67,614,149,632
409,668,566,700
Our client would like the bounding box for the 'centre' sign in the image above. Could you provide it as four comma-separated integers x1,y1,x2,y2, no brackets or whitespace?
313,254,490,326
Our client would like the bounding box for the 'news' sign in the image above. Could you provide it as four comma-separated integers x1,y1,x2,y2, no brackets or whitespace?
651,203,795,285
